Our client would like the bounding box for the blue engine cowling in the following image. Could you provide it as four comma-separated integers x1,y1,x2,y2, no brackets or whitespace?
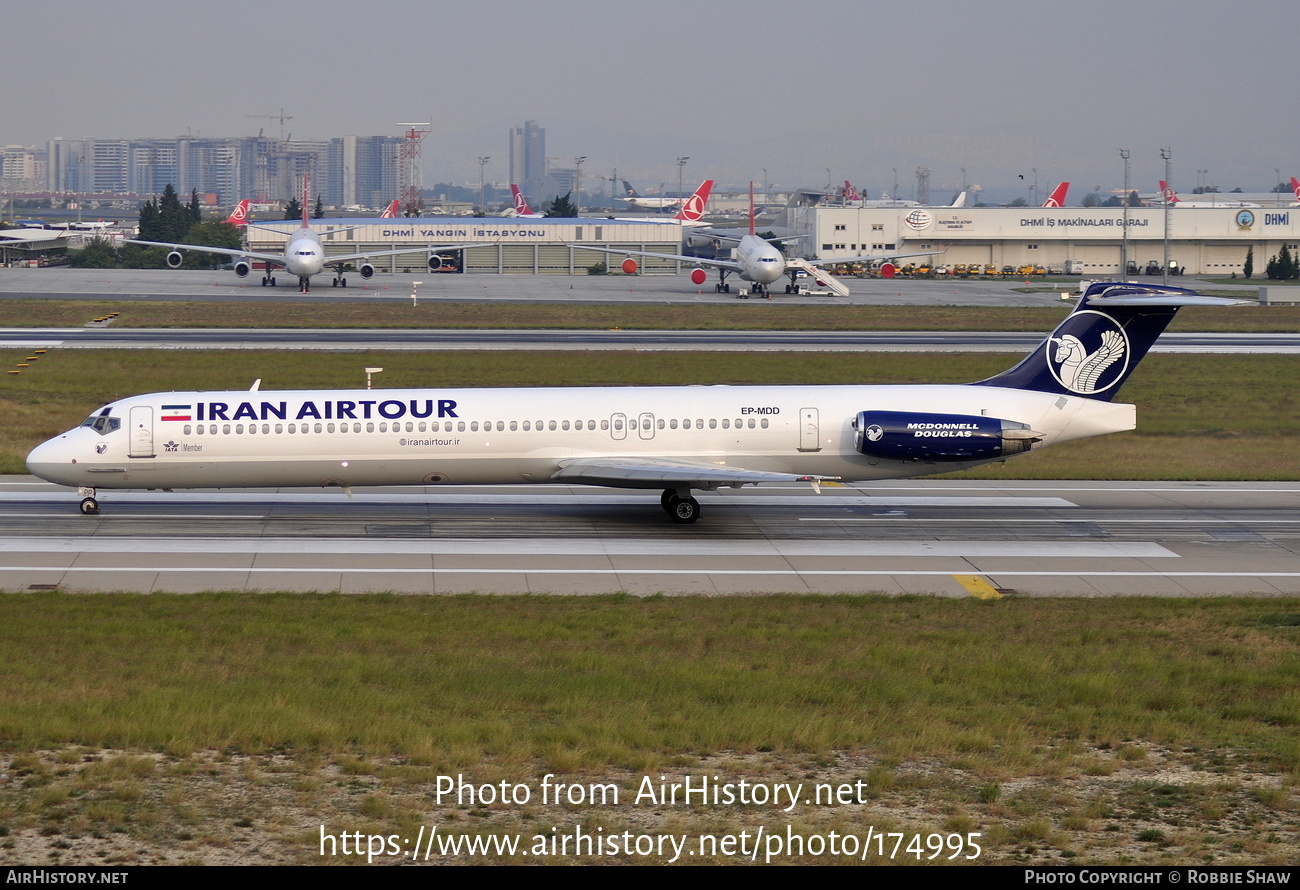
853,411,1040,462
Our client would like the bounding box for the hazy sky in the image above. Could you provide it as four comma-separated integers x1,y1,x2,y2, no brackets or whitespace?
8,0,1297,201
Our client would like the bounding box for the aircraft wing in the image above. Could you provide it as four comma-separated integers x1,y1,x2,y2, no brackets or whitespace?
124,239,287,265
572,244,742,272
320,243,494,265
551,457,835,491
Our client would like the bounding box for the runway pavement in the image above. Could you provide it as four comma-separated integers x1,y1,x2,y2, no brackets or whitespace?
2,478,1296,597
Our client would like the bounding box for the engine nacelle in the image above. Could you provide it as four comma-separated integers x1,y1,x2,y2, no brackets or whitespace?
427,255,443,272
359,263,375,280
853,410,1040,463
233,260,251,278
690,268,708,285
166,250,184,269
879,262,897,278
621,257,638,275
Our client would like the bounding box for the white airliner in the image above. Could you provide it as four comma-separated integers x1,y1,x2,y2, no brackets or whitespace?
27,283,1236,523
592,183,938,295
129,179,471,292
618,179,706,211
1156,181,1259,208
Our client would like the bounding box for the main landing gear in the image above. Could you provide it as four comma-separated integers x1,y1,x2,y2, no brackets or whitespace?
660,488,700,524
260,274,277,286
78,487,99,515
331,275,348,287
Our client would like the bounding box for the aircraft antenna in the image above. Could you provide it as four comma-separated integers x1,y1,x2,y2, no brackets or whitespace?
397,122,431,217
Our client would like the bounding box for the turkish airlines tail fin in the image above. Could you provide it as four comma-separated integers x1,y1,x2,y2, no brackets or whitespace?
379,200,399,218
510,184,534,216
672,180,714,222
1159,181,1180,204
843,181,861,202
225,199,249,227
1290,177,1300,203
302,175,310,227
1042,182,1069,208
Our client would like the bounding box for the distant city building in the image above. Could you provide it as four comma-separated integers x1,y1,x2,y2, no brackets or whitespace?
509,120,545,196
18,134,404,209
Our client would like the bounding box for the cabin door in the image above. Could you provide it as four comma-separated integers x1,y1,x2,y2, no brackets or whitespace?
129,406,155,458
798,407,821,452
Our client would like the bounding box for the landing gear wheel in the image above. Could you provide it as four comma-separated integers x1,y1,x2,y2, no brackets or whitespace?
715,283,723,293
660,489,676,513
79,497,99,515
723,283,730,293
270,276,277,287
668,495,700,524
340,277,347,287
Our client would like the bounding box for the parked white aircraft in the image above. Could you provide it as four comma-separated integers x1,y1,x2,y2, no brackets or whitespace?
129,179,472,292
618,179,707,211
504,185,544,218
592,184,938,295
27,283,1236,523
1157,181,1259,208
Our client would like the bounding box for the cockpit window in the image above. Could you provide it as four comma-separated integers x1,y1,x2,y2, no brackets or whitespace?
80,413,121,435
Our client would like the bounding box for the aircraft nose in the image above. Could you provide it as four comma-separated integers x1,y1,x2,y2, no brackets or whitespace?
26,434,82,485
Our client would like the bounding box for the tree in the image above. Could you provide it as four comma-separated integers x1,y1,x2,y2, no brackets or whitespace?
1244,246,1254,279
188,189,202,225
283,197,302,220
1007,197,1028,207
1082,193,1101,208
68,236,119,268
157,184,189,243
544,191,577,218
313,195,324,219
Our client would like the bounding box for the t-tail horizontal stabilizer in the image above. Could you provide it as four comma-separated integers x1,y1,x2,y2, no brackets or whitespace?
975,282,1243,401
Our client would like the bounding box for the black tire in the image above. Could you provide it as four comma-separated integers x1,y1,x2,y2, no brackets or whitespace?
79,497,99,515
669,496,700,524
661,489,676,512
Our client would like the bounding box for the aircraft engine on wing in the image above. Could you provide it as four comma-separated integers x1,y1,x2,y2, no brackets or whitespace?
621,258,638,275
166,251,183,269
879,262,897,279
853,410,1040,462
690,268,708,285
427,255,443,272
233,260,251,278
359,262,375,280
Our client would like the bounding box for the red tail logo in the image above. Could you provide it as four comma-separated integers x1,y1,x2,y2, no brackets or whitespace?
1042,182,1069,208
511,184,533,215
1291,177,1300,202
843,181,861,202
673,180,714,222
380,200,399,218
1159,181,1179,204
226,199,249,227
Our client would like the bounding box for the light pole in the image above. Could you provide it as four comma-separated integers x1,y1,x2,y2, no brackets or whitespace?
574,156,586,213
676,156,689,205
761,167,768,206
477,156,490,214
1119,148,1130,278
1160,147,1172,285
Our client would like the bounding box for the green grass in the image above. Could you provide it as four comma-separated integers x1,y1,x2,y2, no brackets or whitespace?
1,298,1297,332
3,349,1297,477
0,594,1297,774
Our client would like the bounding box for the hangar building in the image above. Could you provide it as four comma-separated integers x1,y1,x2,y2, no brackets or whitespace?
793,204,1300,276
246,217,686,275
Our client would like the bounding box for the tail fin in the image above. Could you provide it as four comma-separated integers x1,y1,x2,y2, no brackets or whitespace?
843,181,860,202
379,200,399,218
225,199,249,227
748,181,756,236
1042,182,1069,207
510,184,533,216
1291,177,1300,203
302,175,310,227
672,180,714,222
976,282,1241,401
621,179,638,198
1159,180,1179,204
949,191,968,208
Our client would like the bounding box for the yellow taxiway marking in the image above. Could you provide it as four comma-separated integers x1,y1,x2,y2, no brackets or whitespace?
952,574,1003,600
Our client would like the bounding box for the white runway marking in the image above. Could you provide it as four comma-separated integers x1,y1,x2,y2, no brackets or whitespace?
0,537,1177,558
